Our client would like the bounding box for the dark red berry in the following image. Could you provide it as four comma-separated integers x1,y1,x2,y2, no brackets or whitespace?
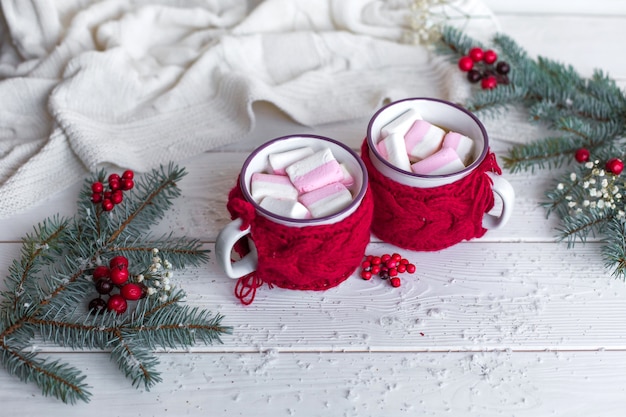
108,173,120,183
121,178,134,190
496,61,510,75
458,56,474,72
483,49,497,64
575,148,590,163
481,76,497,90
468,47,484,62
390,277,401,287
93,265,110,281
109,255,129,269
495,74,510,85
88,298,107,313
109,179,120,191
91,182,104,193
120,283,143,300
91,192,103,203
107,294,128,314
102,199,114,211
606,158,624,175
111,190,123,204
109,267,129,285
122,170,134,180
467,69,482,83
95,279,113,295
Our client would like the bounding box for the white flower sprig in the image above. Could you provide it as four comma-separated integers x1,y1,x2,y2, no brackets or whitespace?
134,248,175,303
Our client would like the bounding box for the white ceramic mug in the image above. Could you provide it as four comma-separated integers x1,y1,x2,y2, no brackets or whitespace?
216,135,369,280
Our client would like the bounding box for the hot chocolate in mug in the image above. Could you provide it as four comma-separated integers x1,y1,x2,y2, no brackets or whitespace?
216,135,373,304
363,97,515,251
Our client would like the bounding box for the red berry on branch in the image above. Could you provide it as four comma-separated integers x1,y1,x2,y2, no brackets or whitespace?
122,170,134,180
109,179,120,191
458,56,474,72
121,178,134,190
108,173,120,183
481,76,497,90
93,265,110,281
468,47,484,62
107,294,128,314
109,255,129,270
574,148,590,163
120,283,144,300
606,158,624,175
91,182,104,193
102,199,114,211
390,277,401,287
111,190,123,204
483,49,498,64
109,267,129,285
91,192,103,203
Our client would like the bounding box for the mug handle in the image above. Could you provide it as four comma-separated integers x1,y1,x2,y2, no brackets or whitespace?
482,172,515,230
215,218,258,279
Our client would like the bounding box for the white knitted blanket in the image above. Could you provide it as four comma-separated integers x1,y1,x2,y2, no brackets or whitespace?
0,0,497,217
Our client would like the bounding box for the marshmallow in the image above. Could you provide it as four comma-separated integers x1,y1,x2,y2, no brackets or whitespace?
250,172,298,202
339,163,355,188
376,132,411,171
285,148,344,193
404,120,446,160
442,131,475,165
299,182,353,218
268,146,315,175
259,196,311,219
411,147,466,176
380,108,422,138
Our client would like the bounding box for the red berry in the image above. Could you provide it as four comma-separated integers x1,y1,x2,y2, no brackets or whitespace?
361,261,371,269
481,75,497,90
109,179,120,191
406,264,417,274
388,268,398,277
107,294,128,314
397,264,406,273
102,199,114,211
371,256,381,265
103,191,112,199
385,260,397,269
371,265,381,275
109,267,129,285
468,47,484,62
91,192,103,203
575,148,590,163
108,173,120,183
606,158,624,175
91,182,104,193
360,270,372,280
120,283,143,300
111,190,123,204
109,255,129,269
391,253,402,262
483,49,498,64
381,254,391,262
121,178,134,190
122,170,134,180
390,277,401,287
400,259,409,265
93,265,110,281
458,56,474,72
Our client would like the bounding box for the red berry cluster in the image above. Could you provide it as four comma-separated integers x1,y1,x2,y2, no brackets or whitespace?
88,255,145,315
575,148,624,175
458,47,510,90
90,170,135,211
360,253,417,288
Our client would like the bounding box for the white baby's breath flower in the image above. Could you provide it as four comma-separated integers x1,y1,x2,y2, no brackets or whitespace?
570,173,577,181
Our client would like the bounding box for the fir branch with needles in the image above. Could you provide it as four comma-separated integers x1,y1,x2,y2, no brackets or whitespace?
436,26,626,279
0,163,231,404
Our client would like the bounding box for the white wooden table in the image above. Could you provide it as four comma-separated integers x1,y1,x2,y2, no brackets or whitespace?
2,2,626,415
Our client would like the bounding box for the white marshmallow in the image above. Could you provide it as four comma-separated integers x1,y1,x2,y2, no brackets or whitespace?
299,182,353,218
285,148,344,193
268,146,315,175
339,163,355,188
259,197,311,219
376,132,411,171
411,147,466,176
404,119,445,160
380,108,422,138
250,172,298,202
442,131,475,165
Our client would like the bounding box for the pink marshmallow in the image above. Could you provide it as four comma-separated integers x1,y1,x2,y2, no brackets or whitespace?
285,148,344,193
411,147,466,176
380,108,422,138
268,146,315,175
299,182,353,218
442,131,475,165
376,132,411,171
404,120,445,160
259,196,311,219
250,172,298,202
339,163,355,188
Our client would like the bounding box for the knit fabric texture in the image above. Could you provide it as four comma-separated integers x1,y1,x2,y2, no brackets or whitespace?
361,139,502,251
226,180,374,304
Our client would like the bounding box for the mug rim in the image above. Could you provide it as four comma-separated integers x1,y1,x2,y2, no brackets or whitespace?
239,134,369,225
367,97,489,180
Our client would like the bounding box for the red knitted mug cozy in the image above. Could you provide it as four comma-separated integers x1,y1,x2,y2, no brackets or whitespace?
361,139,502,251
226,180,374,305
